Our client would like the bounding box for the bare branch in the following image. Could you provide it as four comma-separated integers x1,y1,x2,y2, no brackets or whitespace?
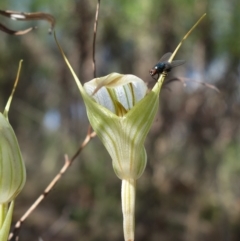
92,0,101,78
0,9,55,34
0,22,36,35
164,77,220,93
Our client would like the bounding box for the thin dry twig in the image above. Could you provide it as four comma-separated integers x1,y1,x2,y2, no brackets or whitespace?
0,9,55,34
164,76,220,93
8,128,96,241
92,0,101,78
0,22,35,35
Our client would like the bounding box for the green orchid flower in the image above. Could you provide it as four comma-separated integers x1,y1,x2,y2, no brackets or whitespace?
83,73,158,180
0,61,26,241
55,13,205,241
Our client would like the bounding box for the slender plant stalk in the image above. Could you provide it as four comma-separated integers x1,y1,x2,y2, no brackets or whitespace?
122,179,136,241
92,0,101,78
0,204,7,228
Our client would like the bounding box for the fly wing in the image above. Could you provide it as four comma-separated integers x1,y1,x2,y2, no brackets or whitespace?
158,52,172,62
170,60,186,68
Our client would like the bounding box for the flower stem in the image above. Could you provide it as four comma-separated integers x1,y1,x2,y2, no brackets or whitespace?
0,204,7,228
121,178,136,241
0,201,14,241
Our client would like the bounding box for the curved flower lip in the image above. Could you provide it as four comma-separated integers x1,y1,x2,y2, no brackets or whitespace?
84,73,148,115
88,73,147,95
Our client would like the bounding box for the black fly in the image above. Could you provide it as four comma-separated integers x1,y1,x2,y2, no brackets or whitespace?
149,52,185,80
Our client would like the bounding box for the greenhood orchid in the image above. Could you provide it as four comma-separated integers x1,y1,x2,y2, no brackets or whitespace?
0,61,26,241
83,73,156,180
55,13,206,241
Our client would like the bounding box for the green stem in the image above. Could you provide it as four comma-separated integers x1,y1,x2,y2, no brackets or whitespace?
0,201,14,241
0,204,7,228
121,178,136,241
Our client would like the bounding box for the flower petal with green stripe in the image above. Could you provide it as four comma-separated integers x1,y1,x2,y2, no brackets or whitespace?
83,73,160,179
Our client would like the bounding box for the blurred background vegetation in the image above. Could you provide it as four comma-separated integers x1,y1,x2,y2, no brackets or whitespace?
1,0,240,240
